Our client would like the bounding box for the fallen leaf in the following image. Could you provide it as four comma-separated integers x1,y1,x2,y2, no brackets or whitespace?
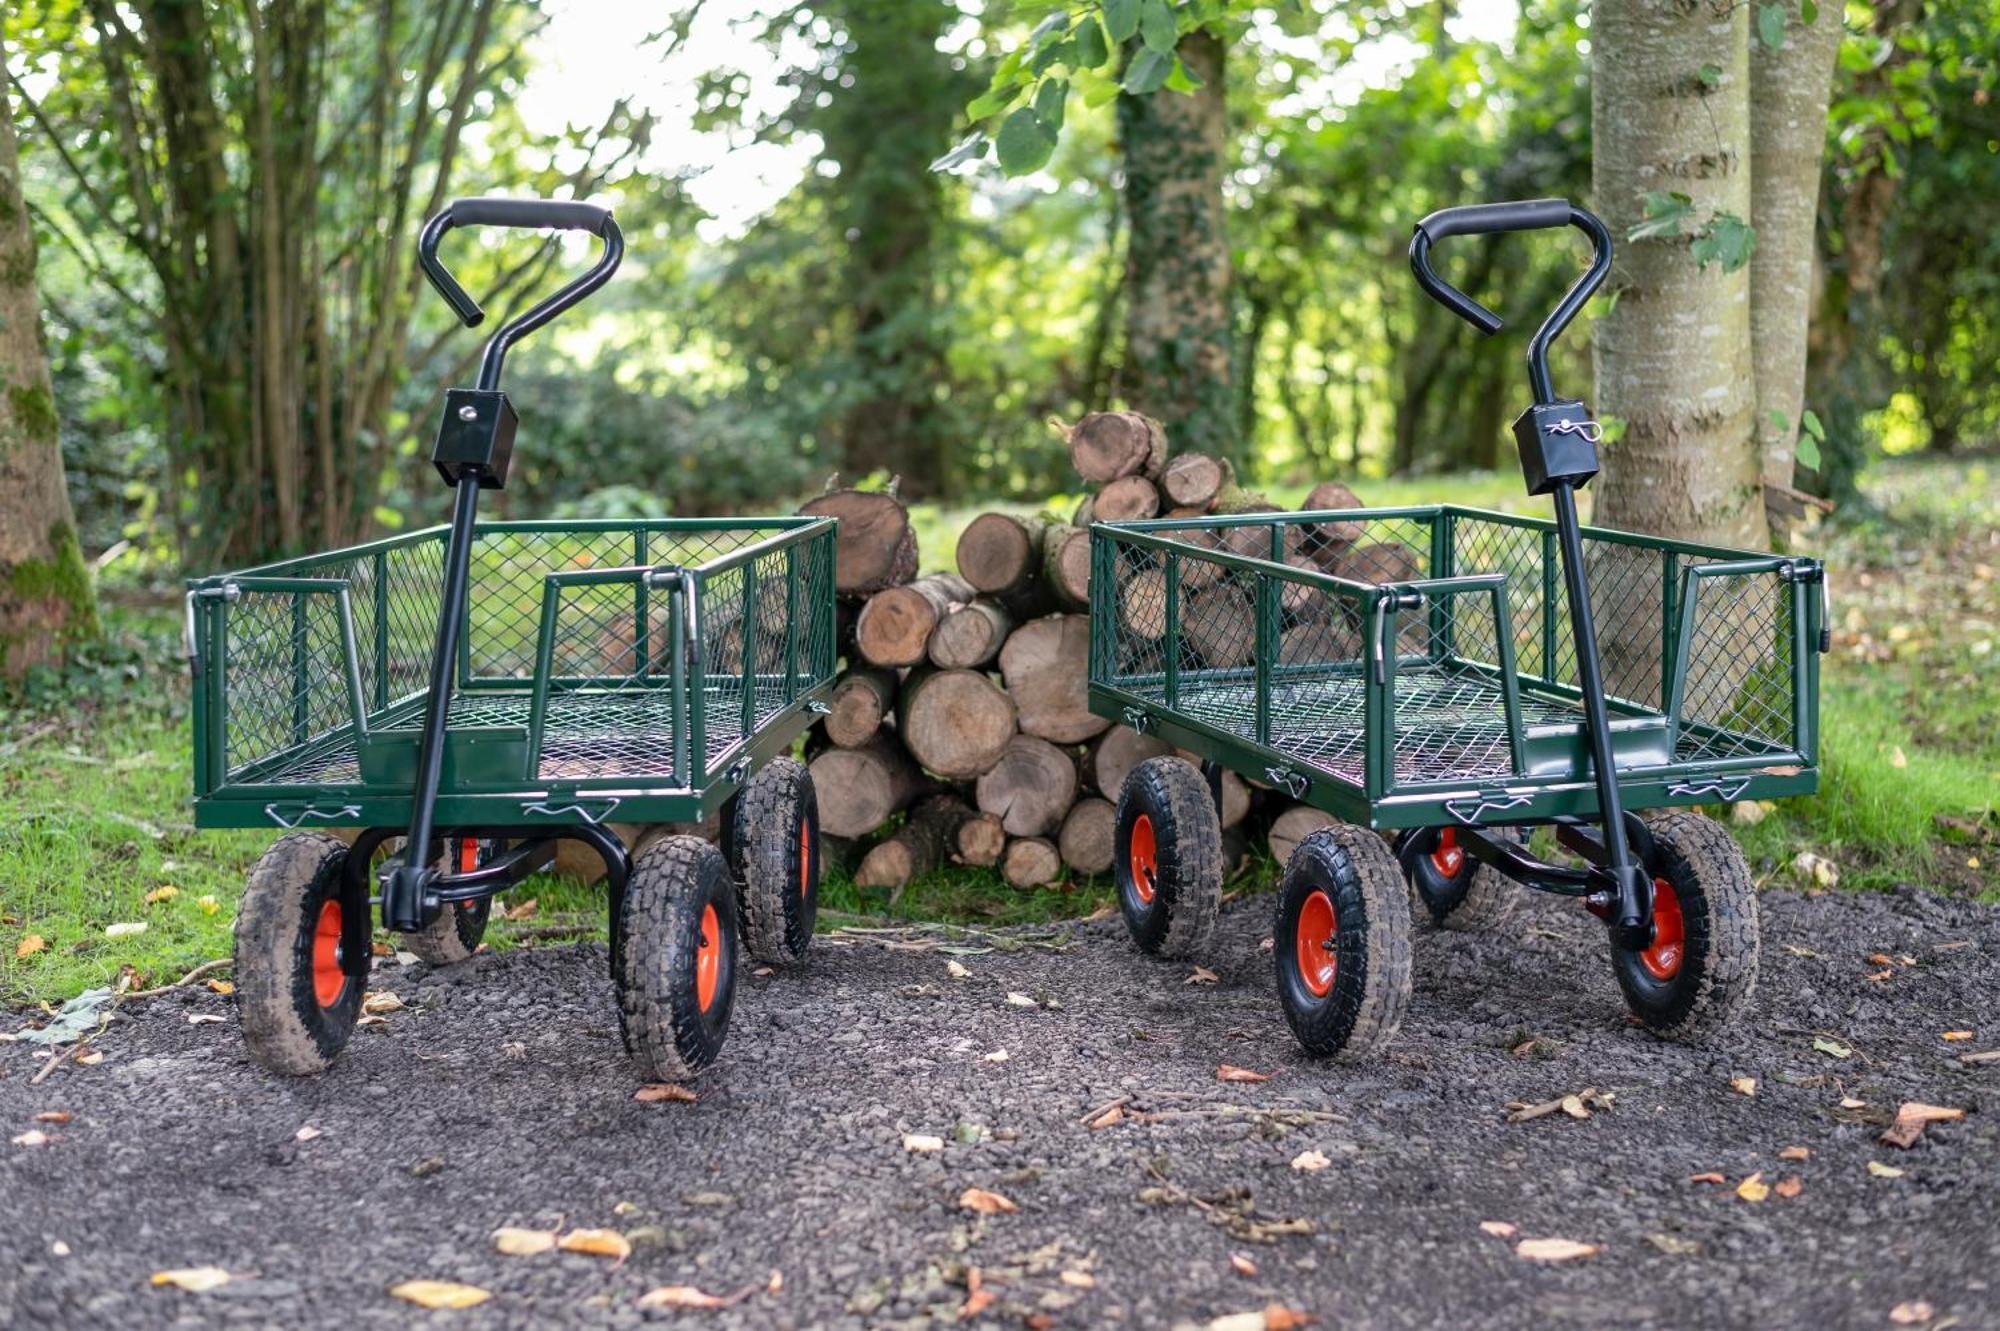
14,934,45,959
1290,1150,1331,1172
1941,1030,1974,1041
1839,1096,1867,1110
767,1269,783,1294
1229,1253,1259,1277
1647,1233,1700,1256
1516,1238,1598,1262
104,922,148,938
1880,1101,1966,1149
1005,991,1037,1008
1867,1161,1906,1179
1812,1036,1853,1059
1736,1173,1771,1203
634,1083,698,1104
1087,1104,1124,1130
1059,1270,1096,1289
961,1286,997,1319
1479,1221,1518,1238
1263,1307,1314,1331
1774,1176,1803,1199
1216,1065,1271,1083
1792,851,1840,888
1506,1097,1565,1123
1186,966,1220,985
1865,968,1894,983
958,1187,1018,1215
1208,1315,1265,1331
1888,1301,1935,1325
1866,952,1894,966
946,960,971,980
361,991,405,1015
144,886,179,905
294,1125,321,1143
902,1133,945,1153
1781,943,1818,959
390,1280,490,1309
205,979,234,995
151,1267,232,1293
12,1129,50,1147
1959,1050,2000,1066
75,1050,102,1066
557,1228,631,1261
1890,746,1908,769
637,1285,739,1310
196,895,219,916
493,1226,558,1257
1730,800,1768,825
982,1049,1009,1063
34,1111,71,1124
1559,1094,1590,1120
1779,1146,1810,1162
1688,1172,1727,1185
1729,1076,1758,1097
187,1014,223,1026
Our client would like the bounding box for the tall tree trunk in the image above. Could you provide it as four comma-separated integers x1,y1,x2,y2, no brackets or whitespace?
1749,3,1844,533
0,77,99,675
1119,29,1234,462
1592,1,1767,552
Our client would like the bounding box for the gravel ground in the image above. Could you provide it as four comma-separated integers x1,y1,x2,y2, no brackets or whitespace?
2,882,1995,1330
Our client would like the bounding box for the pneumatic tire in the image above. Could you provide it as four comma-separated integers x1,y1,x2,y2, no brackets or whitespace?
234,831,372,1076
1274,825,1413,1061
1612,812,1759,1041
401,837,498,965
724,758,818,966
1114,757,1223,959
615,835,737,1080
1396,825,1525,931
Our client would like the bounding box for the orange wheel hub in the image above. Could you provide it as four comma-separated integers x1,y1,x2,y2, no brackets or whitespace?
311,900,346,1008
799,820,812,900
1295,889,1338,998
695,902,722,1013
458,837,480,873
1129,814,1158,905
1430,827,1465,878
1638,877,1685,981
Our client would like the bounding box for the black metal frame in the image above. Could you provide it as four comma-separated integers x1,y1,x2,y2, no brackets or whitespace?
1409,199,1653,946
379,198,628,933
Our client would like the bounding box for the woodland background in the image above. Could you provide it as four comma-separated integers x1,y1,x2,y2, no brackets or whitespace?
0,1,1994,997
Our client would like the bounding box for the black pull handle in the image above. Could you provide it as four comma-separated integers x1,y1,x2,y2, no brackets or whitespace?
1408,199,1612,405
416,197,624,392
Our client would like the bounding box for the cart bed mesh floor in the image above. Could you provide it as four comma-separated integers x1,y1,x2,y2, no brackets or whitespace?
1126,664,1585,787
237,683,791,787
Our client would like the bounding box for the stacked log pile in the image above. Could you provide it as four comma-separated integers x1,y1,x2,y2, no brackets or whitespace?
799,413,1367,893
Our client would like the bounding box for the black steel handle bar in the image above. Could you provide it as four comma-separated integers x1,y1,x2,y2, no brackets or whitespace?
417,197,624,391
1408,199,1612,404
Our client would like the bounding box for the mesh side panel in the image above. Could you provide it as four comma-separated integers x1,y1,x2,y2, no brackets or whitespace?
1674,568,1797,763
1452,518,1552,682
221,590,361,780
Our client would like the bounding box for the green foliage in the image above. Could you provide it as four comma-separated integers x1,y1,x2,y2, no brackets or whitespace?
1629,193,1756,273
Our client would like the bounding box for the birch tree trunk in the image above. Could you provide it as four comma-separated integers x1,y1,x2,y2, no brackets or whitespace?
0,75,99,675
1591,1,1767,552
1750,5,1845,529
1119,29,1235,461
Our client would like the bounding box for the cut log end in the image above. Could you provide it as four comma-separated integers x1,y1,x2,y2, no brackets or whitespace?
1066,411,1168,484
1001,836,1064,889
800,489,919,594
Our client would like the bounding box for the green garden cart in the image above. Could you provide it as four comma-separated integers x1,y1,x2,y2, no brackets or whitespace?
1089,200,1828,1059
186,199,837,1079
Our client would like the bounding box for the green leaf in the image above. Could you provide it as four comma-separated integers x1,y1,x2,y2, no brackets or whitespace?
967,83,1021,121
1163,53,1205,92
1757,3,1785,50
1034,78,1068,130
1627,191,1695,242
994,106,1057,175
1796,432,1823,471
1801,408,1825,441
1075,14,1109,68
929,132,988,173
1122,46,1172,94
1077,68,1122,108
1102,0,1140,43
1698,63,1723,90
1027,11,1069,48
1138,0,1177,54
1031,36,1074,75
1768,409,1790,434
1801,0,1820,25
1692,211,1756,271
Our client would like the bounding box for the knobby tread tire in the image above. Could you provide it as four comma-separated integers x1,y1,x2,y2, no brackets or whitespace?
728,758,818,965
1397,826,1525,932
234,831,370,1076
1274,825,1414,1061
615,835,737,1080
1613,811,1760,1041
403,900,491,965
1114,756,1224,959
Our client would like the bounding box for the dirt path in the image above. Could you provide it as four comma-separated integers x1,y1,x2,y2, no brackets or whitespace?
3,884,1994,1330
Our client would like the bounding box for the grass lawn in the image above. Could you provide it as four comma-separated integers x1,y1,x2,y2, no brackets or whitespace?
2,459,1991,1007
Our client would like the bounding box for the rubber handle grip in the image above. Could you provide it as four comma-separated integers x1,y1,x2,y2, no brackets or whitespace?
448,197,612,236
1413,198,1572,244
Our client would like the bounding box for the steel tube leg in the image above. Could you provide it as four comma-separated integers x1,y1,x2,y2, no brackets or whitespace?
383,475,484,931
1550,481,1651,946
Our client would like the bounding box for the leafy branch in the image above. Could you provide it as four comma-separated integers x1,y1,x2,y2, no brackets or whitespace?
1628,191,1757,273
